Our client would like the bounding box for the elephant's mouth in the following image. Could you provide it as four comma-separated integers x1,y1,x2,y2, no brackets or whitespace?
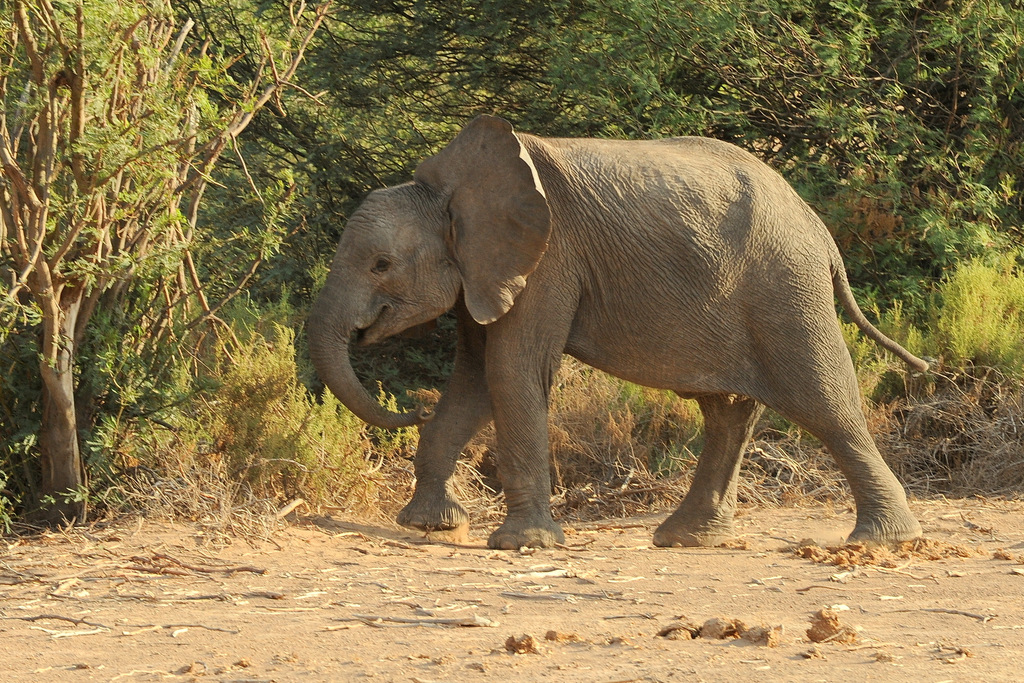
355,305,392,346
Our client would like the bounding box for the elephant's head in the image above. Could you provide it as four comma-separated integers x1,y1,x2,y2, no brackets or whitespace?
307,116,551,428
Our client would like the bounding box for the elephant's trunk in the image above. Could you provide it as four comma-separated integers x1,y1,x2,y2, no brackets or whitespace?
307,307,430,430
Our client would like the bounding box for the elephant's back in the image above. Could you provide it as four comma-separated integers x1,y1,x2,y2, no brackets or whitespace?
531,135,808,220
530,134,829,253
535,134,777,182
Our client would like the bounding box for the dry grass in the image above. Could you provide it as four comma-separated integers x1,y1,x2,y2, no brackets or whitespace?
875,368,1024,497
94,467,285,541
450,360,703,523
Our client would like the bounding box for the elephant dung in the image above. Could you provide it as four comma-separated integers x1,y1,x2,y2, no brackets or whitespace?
657,619,701,640
740,624,784,648
505,634,542,654
544,630,583,643
695,618,783,647
699,617,747,639
806,607,859,644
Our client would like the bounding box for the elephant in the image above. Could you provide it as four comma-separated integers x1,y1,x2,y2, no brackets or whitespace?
307,114,927,550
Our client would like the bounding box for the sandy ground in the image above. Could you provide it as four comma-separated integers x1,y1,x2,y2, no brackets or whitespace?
2,498,1024,683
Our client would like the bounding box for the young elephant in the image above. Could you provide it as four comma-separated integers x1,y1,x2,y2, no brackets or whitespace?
307,115,927,550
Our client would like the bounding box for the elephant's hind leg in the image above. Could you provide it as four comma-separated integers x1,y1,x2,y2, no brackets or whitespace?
829,431,922,544
653,394,764,547
761,349,922,545
795,412,922,544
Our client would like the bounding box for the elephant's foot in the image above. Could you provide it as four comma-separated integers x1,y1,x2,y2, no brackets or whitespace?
396,489,468,532
847,507,922,545
652,508,735,548
487,513,564,550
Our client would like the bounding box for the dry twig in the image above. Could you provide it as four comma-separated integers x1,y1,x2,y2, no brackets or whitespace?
125,552,266,576
892,607,995,623
347,614,497,628
7,614,110,629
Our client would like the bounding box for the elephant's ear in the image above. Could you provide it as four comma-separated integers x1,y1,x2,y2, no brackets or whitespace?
414,115,551,325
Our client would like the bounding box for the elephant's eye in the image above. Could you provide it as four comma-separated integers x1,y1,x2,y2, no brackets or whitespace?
371,258,392,274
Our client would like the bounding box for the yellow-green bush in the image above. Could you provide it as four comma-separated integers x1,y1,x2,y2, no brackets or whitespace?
192,325,420,510
932,258,1024,376
91,321,418,528
198,326,359,503
840,258,1024,403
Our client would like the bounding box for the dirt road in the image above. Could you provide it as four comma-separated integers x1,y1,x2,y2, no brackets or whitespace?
2,499,1023,682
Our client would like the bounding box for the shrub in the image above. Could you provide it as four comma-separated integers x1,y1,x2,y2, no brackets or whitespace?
92,320,418,532
193,326,374,505
877,373,1024,497
932,258,1024,375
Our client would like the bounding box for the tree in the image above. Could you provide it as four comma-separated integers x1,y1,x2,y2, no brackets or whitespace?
0,0,327,523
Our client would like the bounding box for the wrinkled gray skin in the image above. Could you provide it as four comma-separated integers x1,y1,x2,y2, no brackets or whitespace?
307,115,927,550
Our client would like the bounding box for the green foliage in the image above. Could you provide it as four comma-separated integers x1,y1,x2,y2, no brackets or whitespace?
0,0,327,520
245,0,1023,403
539,0,1024,309
0,304,43,507
932,257,1024,375
211,1,574,301
0,469,14,533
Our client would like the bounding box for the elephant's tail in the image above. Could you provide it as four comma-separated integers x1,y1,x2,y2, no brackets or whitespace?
831,268,931,372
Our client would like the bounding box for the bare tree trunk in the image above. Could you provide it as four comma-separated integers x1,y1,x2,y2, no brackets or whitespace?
38,357,86,524
32,268,86,524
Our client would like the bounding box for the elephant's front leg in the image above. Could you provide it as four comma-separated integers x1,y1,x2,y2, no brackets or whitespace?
486,348,565,550
397,315,490,534
654,394,764,547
